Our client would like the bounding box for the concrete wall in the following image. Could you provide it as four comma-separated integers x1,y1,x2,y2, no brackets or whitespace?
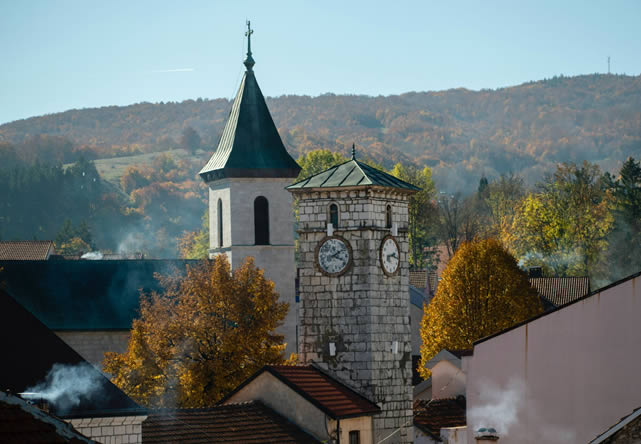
224,371,329,441
55,330,129,369
432,360,466,400
331,416,374,444
465,273,641,444
410,303,423,356
69,415,146,444
208,177,297,355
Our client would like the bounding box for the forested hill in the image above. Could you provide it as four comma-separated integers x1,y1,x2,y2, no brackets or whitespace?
2,73,640,191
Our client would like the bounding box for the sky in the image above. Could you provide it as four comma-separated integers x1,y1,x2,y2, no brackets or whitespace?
1,0,640,125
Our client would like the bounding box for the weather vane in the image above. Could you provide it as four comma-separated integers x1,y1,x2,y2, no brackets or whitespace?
244,20,255,71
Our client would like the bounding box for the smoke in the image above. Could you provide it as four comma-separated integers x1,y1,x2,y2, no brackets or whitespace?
468,378,576,442
23,363,104,411
118,232,145,255
468,378,523,435
81,251,103,260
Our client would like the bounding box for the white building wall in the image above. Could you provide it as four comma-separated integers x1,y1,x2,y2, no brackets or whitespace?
465,273,641,444
431,360,466,400
69,415,146,444
208,177,297,355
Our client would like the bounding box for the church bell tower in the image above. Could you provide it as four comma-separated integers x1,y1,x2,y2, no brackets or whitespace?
287,147,419,443
199,22,301,354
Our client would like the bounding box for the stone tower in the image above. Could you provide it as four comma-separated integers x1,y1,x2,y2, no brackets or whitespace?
199,22,301,355
287,148,419,443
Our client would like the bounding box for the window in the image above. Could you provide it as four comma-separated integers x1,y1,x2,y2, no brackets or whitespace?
386,205,392,228
217,198,223,247
349,430,360,444
329,203,339,227
254,196,269,245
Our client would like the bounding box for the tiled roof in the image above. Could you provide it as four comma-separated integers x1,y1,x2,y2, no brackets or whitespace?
409,270,427,288
199,66,300,181
414,397,467,439
529,276,590,307
0,392,95,444
143,401,321,443
223,365,380,419
0,259,196,330
0,287,144,418
0,241,54,260
286,159,420,192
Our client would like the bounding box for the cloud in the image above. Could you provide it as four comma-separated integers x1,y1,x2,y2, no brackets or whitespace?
152,68,195,73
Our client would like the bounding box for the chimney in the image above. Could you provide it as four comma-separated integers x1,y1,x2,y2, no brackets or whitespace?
528,267,542,278
475,428,499,442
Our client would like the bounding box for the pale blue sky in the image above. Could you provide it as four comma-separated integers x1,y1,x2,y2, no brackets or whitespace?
1,0,640,125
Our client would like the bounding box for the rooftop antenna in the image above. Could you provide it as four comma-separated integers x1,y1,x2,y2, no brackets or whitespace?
608,56,611,74
244,20,255,71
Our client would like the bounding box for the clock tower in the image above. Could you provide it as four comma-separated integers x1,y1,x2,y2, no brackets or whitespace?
287,147,419,443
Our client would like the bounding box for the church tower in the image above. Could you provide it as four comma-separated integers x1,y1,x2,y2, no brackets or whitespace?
200,22,301,354
287,147,419,443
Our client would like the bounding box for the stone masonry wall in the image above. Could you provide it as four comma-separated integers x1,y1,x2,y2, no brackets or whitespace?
295,187,414,443
69,415,146,444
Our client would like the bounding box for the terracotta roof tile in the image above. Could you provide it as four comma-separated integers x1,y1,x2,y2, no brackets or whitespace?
0,241,54,260
0,392,95,443
267,365,380,419
409,271,427,289
143,401,320,443
414,397,466,438
529,277,590,307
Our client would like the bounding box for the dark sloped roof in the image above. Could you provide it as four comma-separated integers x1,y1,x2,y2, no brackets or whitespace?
199,68,300,181
414,397,467,440
221,365,380,419
286,159,420,192
0,392,96,444
590,406,641,443
143,401,321,444
410,285,431,308
529,276,590,307
0,259,196,330
0,241,54,260
0,288,144,418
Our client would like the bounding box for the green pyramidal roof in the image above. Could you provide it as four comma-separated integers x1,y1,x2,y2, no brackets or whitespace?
199,69,301,181
286,158,420,192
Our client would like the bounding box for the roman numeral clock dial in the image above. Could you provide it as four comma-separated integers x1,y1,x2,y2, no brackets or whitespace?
380,235,400,276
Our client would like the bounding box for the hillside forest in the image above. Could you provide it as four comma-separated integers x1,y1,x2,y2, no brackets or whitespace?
0,74,640,286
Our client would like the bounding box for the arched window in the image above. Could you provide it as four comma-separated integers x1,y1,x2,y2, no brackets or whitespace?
329,203,339,227
254,196,269,245
217,198,223,247
386,205,392,228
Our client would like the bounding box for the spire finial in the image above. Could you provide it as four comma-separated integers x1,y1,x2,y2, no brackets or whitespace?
244,20,255,71
351,143,356,160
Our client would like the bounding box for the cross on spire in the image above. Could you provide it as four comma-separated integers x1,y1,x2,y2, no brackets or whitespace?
244,20,255,71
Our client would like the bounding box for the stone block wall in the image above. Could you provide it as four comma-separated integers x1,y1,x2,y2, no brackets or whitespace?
69,415,146,444
295,187,414,443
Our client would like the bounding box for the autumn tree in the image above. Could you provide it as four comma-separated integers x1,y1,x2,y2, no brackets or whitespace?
295,149,348,181
178,210,209,259
390,163,437,269
510,162,613,277
436,193,480,258
419,239,541,379
104,256,289,408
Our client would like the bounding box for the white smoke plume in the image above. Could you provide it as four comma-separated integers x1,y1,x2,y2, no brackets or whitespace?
23,363,104,410
81,251,103,260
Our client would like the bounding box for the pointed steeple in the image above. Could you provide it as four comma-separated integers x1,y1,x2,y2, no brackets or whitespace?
200,23,300,181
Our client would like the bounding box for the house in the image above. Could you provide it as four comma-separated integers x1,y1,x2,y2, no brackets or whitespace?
0,287,147,443
0,391,96,444
0,259,196,368
464,270,641,443
414,398,467,444
589,406,641,443
0,240,56,260
143,401,322,443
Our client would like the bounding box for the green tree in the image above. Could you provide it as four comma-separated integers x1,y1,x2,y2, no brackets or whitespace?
419,239,541,379
178,210,209,259
180,126,201,153
510,162,613,277
390,163,437,269
295,149,348,181
104,256,288,408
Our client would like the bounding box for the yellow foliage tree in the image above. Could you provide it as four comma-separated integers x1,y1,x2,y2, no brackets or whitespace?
104,256,289,408
419,239,541,379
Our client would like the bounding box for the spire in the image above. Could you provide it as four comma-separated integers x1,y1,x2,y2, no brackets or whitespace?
244,20,255,71
351,143,356,160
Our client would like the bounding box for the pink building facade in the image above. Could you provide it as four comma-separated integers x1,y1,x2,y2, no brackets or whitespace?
465,272,641,443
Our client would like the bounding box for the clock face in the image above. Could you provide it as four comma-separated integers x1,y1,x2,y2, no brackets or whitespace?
380,236,400,276
316,236,352,276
